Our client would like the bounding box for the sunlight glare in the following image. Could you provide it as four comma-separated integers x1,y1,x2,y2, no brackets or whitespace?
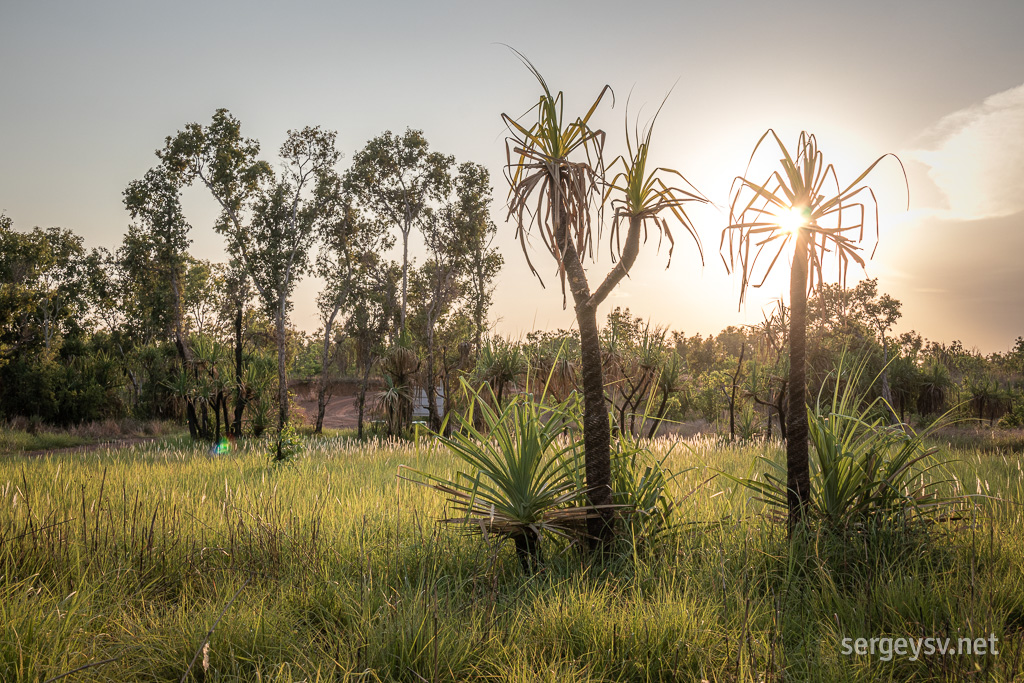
777,206,808,234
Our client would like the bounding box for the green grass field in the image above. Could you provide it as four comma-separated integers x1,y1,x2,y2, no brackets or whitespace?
2,433,1023,682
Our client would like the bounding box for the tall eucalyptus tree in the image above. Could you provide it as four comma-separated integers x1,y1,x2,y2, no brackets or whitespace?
343,129,453,334
161,111,343,456
122,167,200,436
456,163,503,354
313,198,392,433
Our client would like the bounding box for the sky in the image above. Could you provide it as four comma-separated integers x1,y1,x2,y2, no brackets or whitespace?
1,0,1022,353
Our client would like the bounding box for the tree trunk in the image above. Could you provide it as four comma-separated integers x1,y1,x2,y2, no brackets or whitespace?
549,176,615,547
400,229,409,334
232,302,245,437
577,305,613,544
787,232,810,533
728,344,745,441
221,392,230,441
474,261,485,356
647,387,671,439
315,310,339,435
512,528,543,572
776,381,788,441
275,301,288,460
315,388,327,434
425,324,440,432
357,360,372,439
880,334,896,423
214,392,222,443
200,401,209,439
170,269,200,439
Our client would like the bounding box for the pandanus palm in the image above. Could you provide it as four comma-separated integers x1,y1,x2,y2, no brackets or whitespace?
721,130,906,531
503,52,705,544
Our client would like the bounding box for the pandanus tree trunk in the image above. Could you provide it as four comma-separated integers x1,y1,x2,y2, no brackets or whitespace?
575,304,613,542
556,203,657,546
787,231,811,532
512,528,543,572
553,175,645,546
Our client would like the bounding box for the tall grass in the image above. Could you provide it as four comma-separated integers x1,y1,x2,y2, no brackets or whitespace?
1,433,1022,681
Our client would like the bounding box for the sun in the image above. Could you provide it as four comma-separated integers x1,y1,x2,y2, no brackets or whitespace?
776,206,809,234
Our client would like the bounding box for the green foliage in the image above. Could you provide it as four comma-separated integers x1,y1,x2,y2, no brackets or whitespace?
725,357,968,532
344,128,454,333
377,344,418,435
472,337,528,405
608,435,681,547
241,350,277,436
998,398,1024,429
0,337,124,425
409,380,681,566
693,369,730,423
272,420,304,462
736,402,762,440
405,382,593,566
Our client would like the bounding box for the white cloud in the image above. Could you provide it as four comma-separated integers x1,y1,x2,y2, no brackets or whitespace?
910,83,1024,220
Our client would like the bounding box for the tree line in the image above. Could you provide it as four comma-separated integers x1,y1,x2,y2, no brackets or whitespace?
0,111,501,451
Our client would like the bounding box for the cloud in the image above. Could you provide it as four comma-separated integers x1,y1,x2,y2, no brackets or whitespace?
909,83,1024,220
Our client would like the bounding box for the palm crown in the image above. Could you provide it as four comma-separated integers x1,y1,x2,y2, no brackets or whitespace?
721,130,907,303
502,49,610,301
603,98,706,268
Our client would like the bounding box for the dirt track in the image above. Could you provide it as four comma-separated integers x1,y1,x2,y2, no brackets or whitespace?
294,391,381,430
291,378,383,430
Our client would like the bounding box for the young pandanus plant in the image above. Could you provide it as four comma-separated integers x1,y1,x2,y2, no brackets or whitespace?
720,130,907,532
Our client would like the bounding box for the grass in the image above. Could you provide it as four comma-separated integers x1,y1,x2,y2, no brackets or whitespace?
0,429,91,454
0,418,181,455
1,432,1023,681
929,424,1024,455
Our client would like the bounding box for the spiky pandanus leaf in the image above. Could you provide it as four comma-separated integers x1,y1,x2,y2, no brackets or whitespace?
402,380,615,546
502,48,610,304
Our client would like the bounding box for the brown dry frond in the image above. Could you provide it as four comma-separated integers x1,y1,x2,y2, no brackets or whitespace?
720,130,907,307
502,48,610,306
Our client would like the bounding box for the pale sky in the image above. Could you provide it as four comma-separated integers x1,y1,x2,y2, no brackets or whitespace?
2,0,1022,352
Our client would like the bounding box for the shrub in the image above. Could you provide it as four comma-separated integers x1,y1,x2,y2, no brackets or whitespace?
404,382,593,569
998,398,1024,429
405,380,679,568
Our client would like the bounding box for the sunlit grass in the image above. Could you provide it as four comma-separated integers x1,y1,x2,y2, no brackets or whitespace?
1,433,1023,681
